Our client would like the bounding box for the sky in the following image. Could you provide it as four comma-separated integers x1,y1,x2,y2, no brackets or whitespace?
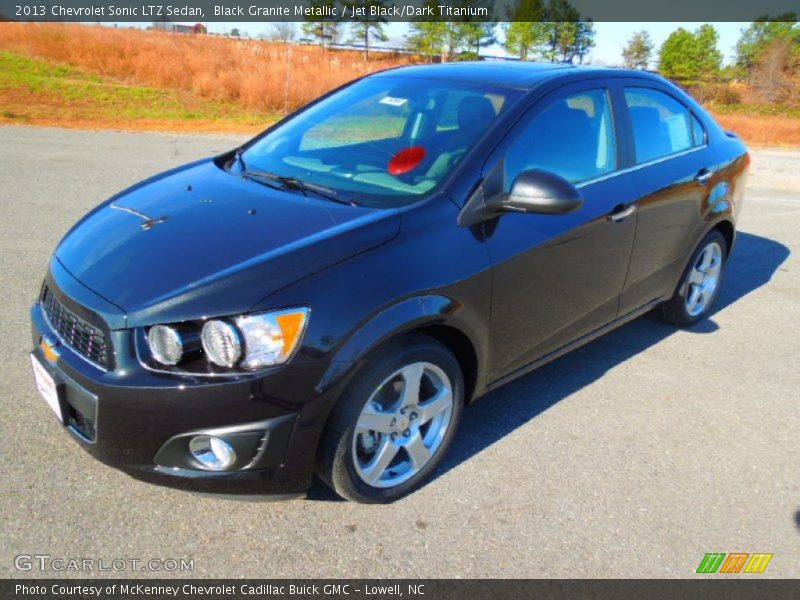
112,21,752,66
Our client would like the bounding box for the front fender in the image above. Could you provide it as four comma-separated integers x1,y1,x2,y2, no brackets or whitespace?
315,294,487,400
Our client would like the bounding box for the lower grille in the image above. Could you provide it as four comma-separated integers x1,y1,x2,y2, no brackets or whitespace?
41,285,110,368
67,403,96,442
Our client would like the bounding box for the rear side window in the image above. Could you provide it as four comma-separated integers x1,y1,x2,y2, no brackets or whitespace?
624,88,698,163
504,89,616,185
691,114,706,146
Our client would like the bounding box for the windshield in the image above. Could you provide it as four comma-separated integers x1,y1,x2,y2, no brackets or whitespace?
238,76,521,207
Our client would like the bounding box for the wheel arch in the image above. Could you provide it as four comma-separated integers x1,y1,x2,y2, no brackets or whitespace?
712,219,736,256
315,295,487,406
414,323,479,404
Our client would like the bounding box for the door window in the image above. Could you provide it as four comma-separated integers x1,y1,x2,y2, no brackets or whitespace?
504,89,616,186
624,88,699,163
691,113,706,146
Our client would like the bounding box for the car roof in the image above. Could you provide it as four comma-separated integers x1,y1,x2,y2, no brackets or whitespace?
370,61,659,90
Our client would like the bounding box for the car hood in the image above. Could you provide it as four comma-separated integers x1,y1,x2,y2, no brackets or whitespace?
55,159,400,328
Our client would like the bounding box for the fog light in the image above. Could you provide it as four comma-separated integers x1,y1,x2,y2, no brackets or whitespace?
188,435,237,471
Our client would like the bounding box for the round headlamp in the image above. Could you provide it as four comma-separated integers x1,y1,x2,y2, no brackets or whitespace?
147,325,183,366
201,320,242,368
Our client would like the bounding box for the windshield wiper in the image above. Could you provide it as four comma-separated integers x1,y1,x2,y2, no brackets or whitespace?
241,167,357,207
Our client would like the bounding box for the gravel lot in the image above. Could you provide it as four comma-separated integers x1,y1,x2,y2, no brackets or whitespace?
1,127,798,578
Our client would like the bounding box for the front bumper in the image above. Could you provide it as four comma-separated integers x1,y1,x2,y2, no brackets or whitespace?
30,297,335,495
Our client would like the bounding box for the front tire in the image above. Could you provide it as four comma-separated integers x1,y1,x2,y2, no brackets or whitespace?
317,334,464,503
658,230,728,326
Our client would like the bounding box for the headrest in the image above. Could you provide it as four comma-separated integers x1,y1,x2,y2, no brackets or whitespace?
457,96,497,131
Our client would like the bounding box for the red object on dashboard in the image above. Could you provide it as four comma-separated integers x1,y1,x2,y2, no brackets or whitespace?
388,146,426,176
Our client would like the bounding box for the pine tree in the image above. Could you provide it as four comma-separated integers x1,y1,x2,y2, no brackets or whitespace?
345,0,390,60
659,27,701,81
622,30,654,70
695,24,723,80
503,0,547,61
406,20,449,63
302,0,342,50
455,22,497,58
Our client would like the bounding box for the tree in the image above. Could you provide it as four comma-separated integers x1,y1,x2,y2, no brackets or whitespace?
539,0,581,62
534,1,595,63
733,16,799,101
443,22,469,60
659,24,724,82
572,20,595,64
406,18,471,62
270,22,297,43
503,0,593,63
230,28,241,38
406,20,449,62
659,27,700,81
302,0,342,49
695,24,723,79
503,0,547,61
752,36,800,101
444,0,496,57
622,30,654,70
455,22,497,57
735,15,799,72
345,0,390,60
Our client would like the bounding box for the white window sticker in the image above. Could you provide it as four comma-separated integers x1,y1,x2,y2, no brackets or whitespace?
665,113,691,152
380,96,408,107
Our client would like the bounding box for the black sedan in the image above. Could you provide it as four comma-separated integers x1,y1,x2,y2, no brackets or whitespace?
30,62,748,503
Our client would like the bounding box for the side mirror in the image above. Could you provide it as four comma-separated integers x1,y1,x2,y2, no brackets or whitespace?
501,169,583,215
458,168,583,227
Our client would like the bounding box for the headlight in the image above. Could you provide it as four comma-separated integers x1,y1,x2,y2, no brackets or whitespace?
147,325,183,365
201,320,242,368
202,307,309,370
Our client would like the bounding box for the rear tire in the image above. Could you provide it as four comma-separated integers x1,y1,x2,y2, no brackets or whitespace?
317,334,464,504
658,230,728,327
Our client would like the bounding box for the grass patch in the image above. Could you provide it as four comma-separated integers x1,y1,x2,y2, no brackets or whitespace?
0,51,278,133
707,101,800,120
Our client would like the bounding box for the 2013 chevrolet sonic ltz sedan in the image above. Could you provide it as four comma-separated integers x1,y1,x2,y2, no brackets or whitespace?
30,62,748,503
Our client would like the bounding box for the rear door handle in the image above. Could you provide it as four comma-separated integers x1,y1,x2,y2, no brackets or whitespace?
695,168,713,185
607,204,636,223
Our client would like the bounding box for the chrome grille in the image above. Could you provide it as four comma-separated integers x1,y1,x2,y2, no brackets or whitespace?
41,286,110,368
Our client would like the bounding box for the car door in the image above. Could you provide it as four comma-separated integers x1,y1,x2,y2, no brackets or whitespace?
616,84,716,314
484,81,639,382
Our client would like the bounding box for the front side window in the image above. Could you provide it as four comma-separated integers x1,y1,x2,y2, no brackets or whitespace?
504,89,616,186
624,88,698,163
239,77,521,207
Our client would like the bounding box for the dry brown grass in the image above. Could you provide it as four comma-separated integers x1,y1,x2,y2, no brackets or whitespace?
2,23,800,146
713,112,800,147
0,22,413,114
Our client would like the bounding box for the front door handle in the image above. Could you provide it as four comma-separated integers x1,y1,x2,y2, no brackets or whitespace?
695,168,713,185
607,204,636,223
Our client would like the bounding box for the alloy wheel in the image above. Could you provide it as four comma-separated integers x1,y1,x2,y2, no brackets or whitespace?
684,241,723,317
352,362,454,488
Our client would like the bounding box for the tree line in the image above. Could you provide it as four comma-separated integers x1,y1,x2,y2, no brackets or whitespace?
268,1,799,104
622,16,799,103
271,0,597,64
